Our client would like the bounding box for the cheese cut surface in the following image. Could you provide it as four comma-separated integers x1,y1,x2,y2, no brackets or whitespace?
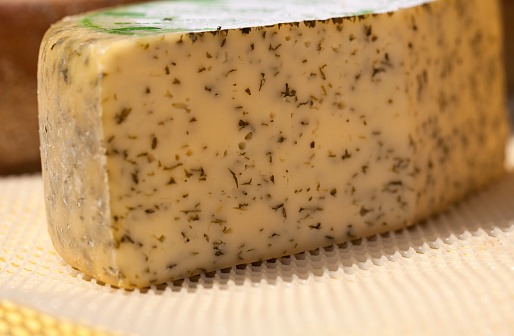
38,0,508,288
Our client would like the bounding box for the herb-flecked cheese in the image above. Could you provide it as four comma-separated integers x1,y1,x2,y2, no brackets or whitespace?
38,0,508,288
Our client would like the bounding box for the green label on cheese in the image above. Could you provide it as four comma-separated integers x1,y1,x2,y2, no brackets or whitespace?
80,0,433,36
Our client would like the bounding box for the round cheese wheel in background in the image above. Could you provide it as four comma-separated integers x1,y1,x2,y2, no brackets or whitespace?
0,0,146,175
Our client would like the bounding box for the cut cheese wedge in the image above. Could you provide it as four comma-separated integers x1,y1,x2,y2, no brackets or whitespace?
38,0,508,288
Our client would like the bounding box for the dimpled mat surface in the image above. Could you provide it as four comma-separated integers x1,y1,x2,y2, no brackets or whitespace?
0,138,513,335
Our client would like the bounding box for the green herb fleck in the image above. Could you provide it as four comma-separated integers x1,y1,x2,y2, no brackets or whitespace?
309,223,322,230
281,83,297,98
228,168,238,188
131,171,139,184
115,108,132,124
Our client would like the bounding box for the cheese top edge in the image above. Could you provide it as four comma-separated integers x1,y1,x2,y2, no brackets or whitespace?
77,0,436,36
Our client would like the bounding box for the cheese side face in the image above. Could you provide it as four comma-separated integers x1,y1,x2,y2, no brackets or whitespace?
38,0,508,288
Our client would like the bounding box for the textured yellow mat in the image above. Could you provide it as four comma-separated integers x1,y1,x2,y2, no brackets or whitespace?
0,139,513,335
0,300,124,336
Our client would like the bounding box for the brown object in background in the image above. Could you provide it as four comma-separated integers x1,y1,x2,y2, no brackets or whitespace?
0,0,145,175
505,0,514,93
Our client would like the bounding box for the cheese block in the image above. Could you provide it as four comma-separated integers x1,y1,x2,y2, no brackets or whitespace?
38,0,508,288
0,0,148,175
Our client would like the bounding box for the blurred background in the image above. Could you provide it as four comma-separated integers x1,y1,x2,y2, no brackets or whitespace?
0,0,513,176
505,0,514,126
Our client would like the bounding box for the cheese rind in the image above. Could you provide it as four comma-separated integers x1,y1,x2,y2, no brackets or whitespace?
39,0,508,288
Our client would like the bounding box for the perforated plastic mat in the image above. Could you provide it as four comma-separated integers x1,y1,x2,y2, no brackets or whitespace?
1,139,514,336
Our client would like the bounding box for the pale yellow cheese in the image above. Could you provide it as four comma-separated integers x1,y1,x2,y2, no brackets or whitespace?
38,0,508,288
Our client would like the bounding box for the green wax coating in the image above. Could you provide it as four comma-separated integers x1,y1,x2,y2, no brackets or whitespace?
80,0,433,36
